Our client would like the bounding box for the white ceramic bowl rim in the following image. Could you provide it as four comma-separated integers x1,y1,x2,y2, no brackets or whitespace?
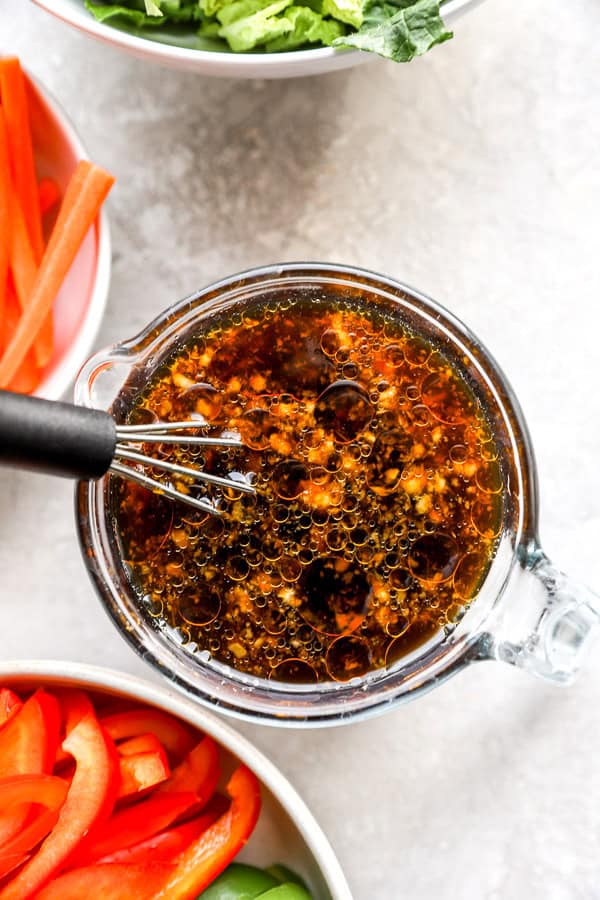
34,0,480,69
0,659,353,900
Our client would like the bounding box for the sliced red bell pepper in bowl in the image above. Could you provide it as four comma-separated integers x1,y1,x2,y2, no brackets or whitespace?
118,750,170,798
0,685,269,900
0,690,118,900
0,689,60,849
69,791,199,867
117,733,170,798
0,774,68,880
154,764,261,900
101,708,196,763
96,805,225,865
158,735,220,804
0,808,62,881
0,689,60,778
118,732,168,757
0,690,21,729
0,774,67,811
34,862,176,900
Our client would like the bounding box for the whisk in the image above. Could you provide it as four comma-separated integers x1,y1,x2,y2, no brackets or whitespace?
0,389,255,516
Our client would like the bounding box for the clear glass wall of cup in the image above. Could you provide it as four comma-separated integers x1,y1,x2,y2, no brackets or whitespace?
75,264,600,726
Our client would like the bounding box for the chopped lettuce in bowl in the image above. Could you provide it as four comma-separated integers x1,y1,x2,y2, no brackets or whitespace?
84,0,453,61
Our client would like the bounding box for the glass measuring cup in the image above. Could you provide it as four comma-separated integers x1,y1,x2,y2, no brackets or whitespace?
75,263,599,726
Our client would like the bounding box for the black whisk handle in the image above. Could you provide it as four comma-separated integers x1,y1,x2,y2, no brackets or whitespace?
0,390,117,480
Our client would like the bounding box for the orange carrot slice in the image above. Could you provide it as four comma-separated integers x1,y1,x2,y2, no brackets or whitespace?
38,178,60,217
0,58,44,262
10,194,53,368
0,109,10,327
3,279,39,395
0,160,114,388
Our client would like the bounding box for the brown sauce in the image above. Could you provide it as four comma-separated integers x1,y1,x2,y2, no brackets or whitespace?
112,289,504,684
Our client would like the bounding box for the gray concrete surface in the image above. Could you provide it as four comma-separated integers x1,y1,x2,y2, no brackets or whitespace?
2,1,600,897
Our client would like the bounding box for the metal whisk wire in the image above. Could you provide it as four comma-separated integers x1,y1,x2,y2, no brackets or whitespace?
0,392,256,518
110,420,256,516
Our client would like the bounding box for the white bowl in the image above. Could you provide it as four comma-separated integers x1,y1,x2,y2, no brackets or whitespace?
0,660,352,900
34,0,485,79
26,73,111,401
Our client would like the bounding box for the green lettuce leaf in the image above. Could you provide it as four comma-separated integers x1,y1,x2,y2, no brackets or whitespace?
159,0,203,20
198,18,222,33
84,0,162,26
265,5,344,49
332,0,451,61
85,0,453,59
301,0,325,13
85,0,201,24
217,0,277,27
144,0,163,14
200,0,227,17
218,0,293,51
322,0,363,29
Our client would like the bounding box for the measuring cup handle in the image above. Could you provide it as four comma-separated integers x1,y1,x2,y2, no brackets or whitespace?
491,547,600,685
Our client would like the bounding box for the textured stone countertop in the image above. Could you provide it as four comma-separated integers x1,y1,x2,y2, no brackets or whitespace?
2,1,600,897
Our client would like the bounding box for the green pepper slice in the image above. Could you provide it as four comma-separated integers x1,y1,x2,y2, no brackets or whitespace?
259,884,312,900
266,866,308,889
199,863,279,899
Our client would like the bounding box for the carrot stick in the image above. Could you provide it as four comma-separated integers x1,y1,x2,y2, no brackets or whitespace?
2,279,39,394
0,160,114,388
0,58,44,262
38,178,60,217
0,109,10,329
10,192,54,368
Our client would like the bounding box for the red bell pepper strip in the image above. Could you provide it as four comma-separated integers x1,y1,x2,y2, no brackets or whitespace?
69,791,198,867
0,775,68,880
101,708,196,763
0,774,67,810
118,748,170,798
33,862,176,900
96,804,224,865
0,690,60,848
0,853,30,881
116,732,170,797
0,808,60,880
158,735,219,807
117,732,167,757
0,691,118,900
52,719,169,772
153,765,261,900
0,689,60,778
0,690,21,729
